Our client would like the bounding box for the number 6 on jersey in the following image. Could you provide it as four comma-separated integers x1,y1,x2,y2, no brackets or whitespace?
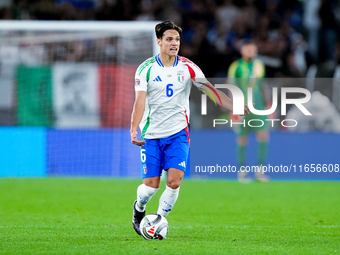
166,84,173,97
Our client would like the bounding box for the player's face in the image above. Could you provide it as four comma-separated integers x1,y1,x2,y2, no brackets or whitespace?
157,29,180,57
241,44,257,61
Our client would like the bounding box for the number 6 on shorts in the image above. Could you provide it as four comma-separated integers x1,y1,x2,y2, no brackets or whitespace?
141,148,146,163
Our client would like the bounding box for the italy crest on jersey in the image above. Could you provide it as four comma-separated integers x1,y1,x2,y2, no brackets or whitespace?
177,71,184,83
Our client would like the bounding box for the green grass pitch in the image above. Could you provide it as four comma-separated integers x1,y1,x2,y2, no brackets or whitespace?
0,178,339,254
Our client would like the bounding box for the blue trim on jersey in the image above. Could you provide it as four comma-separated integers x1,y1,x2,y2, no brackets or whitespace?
155,54,164,67
173,56,178,67
155,54,178,67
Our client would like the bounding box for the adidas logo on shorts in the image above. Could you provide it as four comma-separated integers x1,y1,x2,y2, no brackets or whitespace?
178,161,186,168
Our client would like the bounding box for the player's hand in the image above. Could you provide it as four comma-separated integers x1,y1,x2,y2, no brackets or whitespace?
243,104,250,115
130,130,146,146
233,104,251,116
267,102,276,119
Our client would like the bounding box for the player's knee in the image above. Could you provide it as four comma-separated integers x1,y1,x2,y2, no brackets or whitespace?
237,136,248,145
167,182,180,189
143,179,160,189
257,131,269,142
167,179,181,189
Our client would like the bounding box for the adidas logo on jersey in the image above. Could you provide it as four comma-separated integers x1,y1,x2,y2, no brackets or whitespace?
153,76,162,82
178,161,186,168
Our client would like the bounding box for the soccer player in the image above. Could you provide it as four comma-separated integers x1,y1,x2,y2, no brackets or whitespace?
228,40,270,182
130,20,250,236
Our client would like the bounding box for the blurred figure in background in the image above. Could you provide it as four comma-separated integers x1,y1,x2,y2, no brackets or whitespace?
318,0,338,65
303,0,320,63
228,40,270,182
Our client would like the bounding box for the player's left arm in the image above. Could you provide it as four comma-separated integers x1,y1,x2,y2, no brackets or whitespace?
261,79,270,104
200,82,250,115
257,62,275,119
187,60,249,115
259,63,272,109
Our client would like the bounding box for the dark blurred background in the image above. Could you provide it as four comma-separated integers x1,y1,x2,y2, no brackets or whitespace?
1,0,340,78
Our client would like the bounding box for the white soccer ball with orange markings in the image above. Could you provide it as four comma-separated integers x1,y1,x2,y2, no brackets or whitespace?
140,214,168,240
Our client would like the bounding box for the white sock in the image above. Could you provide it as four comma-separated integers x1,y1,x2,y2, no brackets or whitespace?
157,185,180,217
136,184,159,212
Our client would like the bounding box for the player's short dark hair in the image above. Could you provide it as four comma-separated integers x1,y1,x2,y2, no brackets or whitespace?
155,21,182,39
241,39,256,48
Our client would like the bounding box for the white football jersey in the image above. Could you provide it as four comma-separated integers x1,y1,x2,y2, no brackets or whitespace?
135,54,206,139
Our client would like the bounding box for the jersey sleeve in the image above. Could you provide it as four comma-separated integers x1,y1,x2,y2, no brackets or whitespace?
134,65,148,92
227,61,238,85
253,59,266,78
228,61,238,78
182,58,207,88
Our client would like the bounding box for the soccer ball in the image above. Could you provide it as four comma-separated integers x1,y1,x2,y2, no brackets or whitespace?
140,214,168,240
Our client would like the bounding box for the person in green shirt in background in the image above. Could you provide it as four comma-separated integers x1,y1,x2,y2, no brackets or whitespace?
228,40,270,183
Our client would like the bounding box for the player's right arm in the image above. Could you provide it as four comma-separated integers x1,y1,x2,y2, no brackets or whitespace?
130,91,147,146
131,60,152,146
